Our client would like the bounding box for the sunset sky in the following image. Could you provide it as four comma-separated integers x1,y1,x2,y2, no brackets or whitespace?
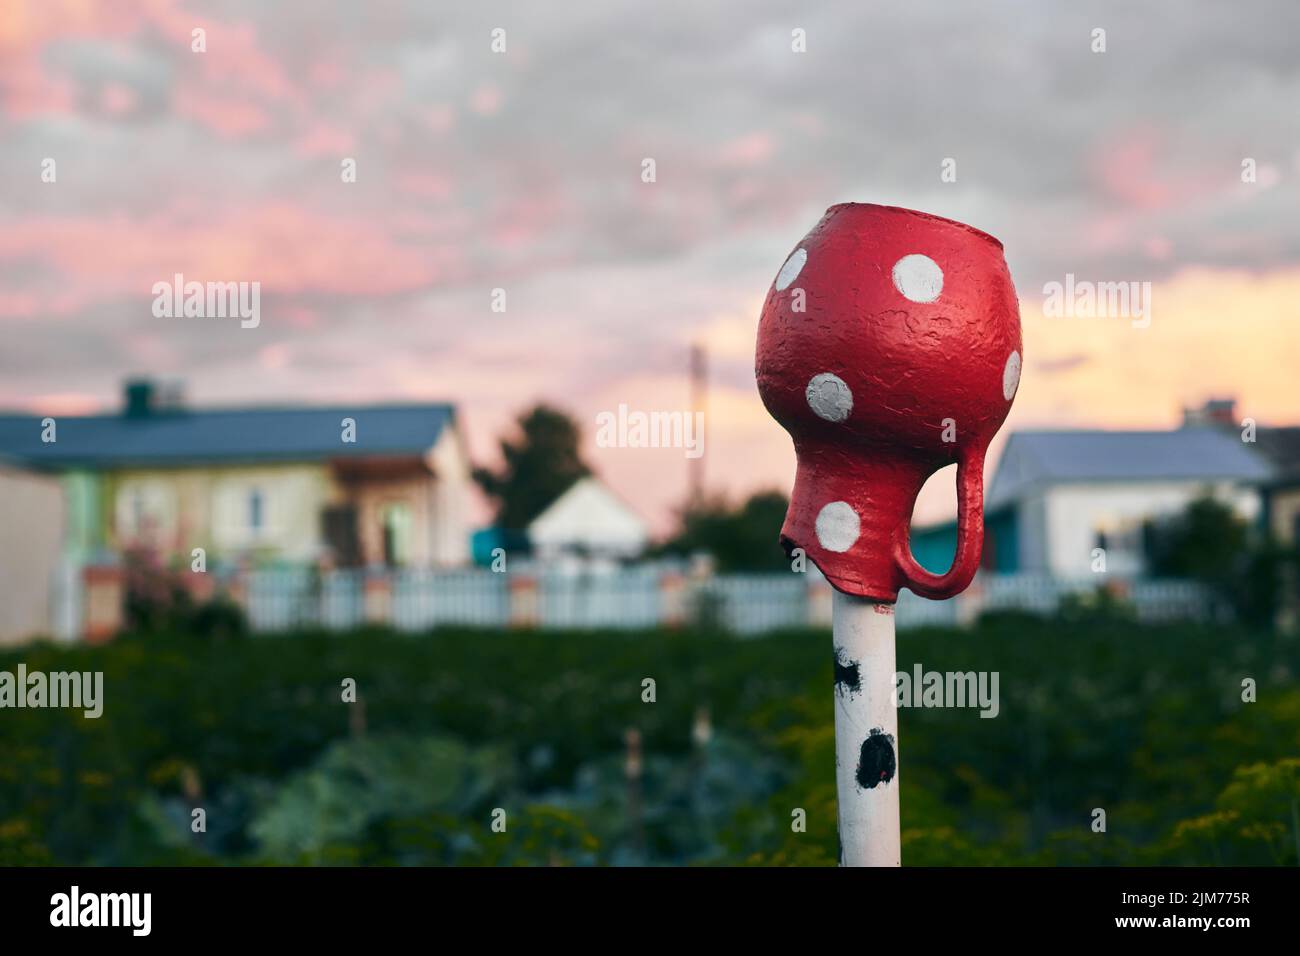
3,0,1299,532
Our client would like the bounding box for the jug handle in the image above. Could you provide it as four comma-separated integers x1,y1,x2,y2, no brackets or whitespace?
892,443,986,600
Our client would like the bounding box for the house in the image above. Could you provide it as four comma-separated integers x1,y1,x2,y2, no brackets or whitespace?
1250,426,1300,629
910,424,1274,578
0,380,471,575
0,457,69,644
527,476,649,563
1252,426,1300,547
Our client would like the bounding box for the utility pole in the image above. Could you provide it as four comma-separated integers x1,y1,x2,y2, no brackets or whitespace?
688,343,707,506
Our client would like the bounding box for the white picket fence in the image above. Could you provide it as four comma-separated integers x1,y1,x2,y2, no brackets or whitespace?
237,565,1217,635
393,570,510,629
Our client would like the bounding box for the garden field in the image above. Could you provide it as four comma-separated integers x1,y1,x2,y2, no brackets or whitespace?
1,613,1297,866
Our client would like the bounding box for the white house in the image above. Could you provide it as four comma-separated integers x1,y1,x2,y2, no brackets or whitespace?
981,427,1274,577
528,476,649,562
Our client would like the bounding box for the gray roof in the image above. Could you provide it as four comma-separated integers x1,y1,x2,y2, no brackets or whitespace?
987,427,1276,508
1252,426,1300,482
0,403,455,470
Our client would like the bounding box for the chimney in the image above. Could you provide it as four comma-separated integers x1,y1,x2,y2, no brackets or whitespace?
123,379,155,418
1182,397,1237,429
123,378,184,417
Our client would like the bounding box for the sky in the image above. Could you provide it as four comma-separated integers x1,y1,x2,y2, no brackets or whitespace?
2,0,1300,532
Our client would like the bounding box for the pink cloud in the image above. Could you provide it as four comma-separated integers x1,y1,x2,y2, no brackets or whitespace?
0,3,316,137
469,85,502,116
306,55,345,92
488,186,571,249
279,305,319,329
185,21,300,105
295,122,355,158
426,105,457,133
173,87,271,138
2,392,102,416
1088,126,1227,212
1091,129,1171,209
0,54,75,118
0,203,465,319
99,82,138,116
396,171,454,201
715,132,774,168
258,343,292,370
1144,236,1173,260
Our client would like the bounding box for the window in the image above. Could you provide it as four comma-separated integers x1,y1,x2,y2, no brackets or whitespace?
249,488,265,534
115,480,177,545
211,480,277,549
380,502,413,567
131,491,147,533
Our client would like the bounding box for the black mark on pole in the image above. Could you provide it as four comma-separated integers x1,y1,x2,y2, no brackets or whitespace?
833,650,860,695
856,728,896,789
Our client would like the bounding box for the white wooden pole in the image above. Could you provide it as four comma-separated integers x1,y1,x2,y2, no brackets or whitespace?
832,590,900,867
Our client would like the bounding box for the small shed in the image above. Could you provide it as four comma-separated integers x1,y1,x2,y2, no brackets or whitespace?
528,477,649,561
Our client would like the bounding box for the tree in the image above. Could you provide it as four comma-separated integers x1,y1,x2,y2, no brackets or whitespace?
1144,493,1284,626
473,404,590,530
658,490,791,572
1145,495,1248,583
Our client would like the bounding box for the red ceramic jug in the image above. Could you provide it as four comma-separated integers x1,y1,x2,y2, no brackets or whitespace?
755,203,1022,602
